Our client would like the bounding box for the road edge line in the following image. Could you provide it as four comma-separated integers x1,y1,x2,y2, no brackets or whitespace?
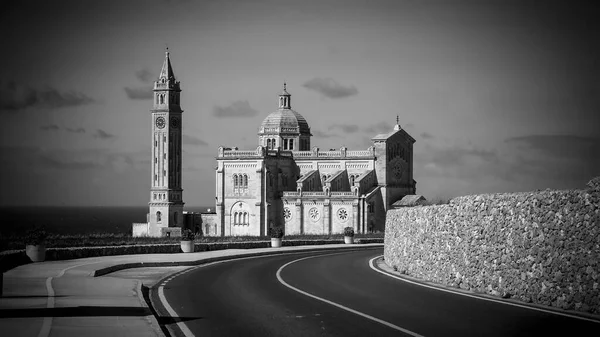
158,277,196,337
369,256,600,324
153,246,381,337
276,253,425,337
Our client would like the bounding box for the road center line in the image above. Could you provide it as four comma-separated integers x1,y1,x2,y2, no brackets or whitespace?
276,254,425,337
369,256,600,324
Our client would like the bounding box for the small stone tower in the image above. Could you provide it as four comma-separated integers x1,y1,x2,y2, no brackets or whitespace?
148,49,184,236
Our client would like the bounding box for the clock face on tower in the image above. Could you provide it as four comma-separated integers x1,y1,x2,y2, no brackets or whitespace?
155,116,166,129
170,117,180,129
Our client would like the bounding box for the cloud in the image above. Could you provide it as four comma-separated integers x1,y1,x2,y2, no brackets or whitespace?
312,130,338,138
427,146,499,169
124,68,156,100
66,127,86,133
0,80,94,111
364,122,392,135
93,129,115,140
124,87,153,100
303,78,358,99
182,134,208,146
213,100,258,118
38,153,104,170
135,69,154,83
40,124,60,131
505,135,600,159
0,146,148,172
420,132,434,139
329,124,359,133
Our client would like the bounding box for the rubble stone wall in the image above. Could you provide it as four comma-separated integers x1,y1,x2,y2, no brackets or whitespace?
384,185,600,315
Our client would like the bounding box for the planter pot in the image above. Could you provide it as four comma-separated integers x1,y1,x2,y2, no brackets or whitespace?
271,238,282,248
344,236,354,244
180,240,194,253
26,244,46,262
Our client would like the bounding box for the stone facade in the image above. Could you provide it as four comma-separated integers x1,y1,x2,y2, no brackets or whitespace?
384,184,600,315
213,87,417,236
133,52,417,237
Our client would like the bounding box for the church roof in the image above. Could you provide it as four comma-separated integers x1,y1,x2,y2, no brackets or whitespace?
260,109,311,134
372,116,415,142
393,195,427,207
259,84,310,135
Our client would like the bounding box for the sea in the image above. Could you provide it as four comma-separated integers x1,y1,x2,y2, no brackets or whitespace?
0,206,211,236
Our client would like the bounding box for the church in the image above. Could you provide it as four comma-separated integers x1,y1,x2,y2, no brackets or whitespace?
133,51,417,237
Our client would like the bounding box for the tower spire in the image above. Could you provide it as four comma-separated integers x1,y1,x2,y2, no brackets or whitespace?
159,47,175,81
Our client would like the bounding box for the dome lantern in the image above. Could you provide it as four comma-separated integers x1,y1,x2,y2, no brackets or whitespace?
278,82,291,109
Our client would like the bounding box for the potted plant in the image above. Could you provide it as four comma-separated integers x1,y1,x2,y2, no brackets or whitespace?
343,226,354,244
269,226,284,248
180,229,195,253
24,225,47,262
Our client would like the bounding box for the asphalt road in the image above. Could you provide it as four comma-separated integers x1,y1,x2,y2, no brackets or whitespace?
154,248,599,337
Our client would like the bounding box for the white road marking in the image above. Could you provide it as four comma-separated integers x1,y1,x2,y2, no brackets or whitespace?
37,277,54,337
158,278,196,337
369,255,600,324
37,261,117,337
155,249,379,337
276,254,425,337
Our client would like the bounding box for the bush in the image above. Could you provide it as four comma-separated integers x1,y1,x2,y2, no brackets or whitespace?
24,225,47,245
181,229,195,241
269,226,284,239
343,226,354,237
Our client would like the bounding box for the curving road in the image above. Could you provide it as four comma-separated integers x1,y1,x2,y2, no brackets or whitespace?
152,248,598,337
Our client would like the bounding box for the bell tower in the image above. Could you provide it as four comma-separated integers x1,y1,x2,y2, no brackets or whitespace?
148,49,184,236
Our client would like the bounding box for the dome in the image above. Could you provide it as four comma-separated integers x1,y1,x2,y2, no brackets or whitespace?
259,109,310,135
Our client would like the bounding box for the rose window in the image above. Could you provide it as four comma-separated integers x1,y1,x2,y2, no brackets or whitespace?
283,207,292,222
337,208,348,221
309,207,320,221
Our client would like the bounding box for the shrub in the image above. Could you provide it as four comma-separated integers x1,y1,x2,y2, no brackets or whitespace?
181,229,195,241
269,226,284,239
343,226,354,237
24,225,47,245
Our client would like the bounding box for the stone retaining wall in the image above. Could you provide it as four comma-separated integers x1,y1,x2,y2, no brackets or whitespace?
384,184,600,315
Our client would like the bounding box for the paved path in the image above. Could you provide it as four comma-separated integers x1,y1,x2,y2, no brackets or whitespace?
0,243,379,337
159,249,600,337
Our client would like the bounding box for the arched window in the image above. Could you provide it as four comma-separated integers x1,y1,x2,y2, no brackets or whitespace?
234,174,238,187
234,212,238,225
243,174,248,188
350,175,355,186
243,212,247,225
267,139,271,149
156,211,162,222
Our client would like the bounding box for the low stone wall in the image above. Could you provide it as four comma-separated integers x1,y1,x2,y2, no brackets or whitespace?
384,184,600,315
1,238,382,272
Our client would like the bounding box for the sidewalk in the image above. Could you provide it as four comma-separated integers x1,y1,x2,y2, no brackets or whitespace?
0,243,383,337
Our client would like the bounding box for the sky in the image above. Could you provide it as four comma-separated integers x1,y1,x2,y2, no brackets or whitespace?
0,0,598,207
